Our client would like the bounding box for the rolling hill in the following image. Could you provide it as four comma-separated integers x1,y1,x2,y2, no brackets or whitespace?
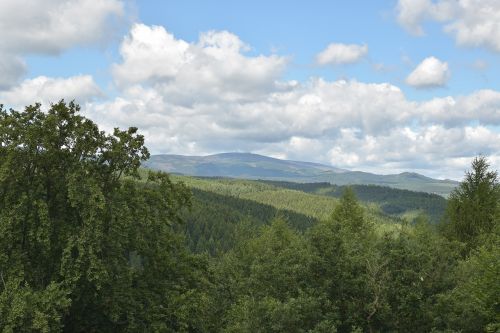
135,170,448,254
144,152,458,196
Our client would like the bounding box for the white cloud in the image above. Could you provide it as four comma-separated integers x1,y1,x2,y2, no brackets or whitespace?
0,4,496,180
396,0,431,36
0,0,124,87
112,24,190,86
1,75,102,109
316,43,368,65
396,0,455,36
86,78,413,152
0,0,124,55
84,75,500,179
396,0,500,52
444,0,500,52
112,24,288,103
254,124,500,179
418,89,500,126
406,57,450,88
345,125,500,179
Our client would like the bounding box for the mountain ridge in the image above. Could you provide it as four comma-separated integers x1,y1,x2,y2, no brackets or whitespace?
144,152,458,196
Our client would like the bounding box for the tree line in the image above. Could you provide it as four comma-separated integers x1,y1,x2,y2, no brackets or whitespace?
0,102,498,332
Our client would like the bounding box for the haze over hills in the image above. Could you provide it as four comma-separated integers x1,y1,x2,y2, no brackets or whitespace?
144,152,458,196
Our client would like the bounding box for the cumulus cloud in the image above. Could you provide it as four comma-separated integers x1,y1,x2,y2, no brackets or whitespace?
325,125,500,179
406,56,450,88
418,89,500,126
445,1,500,51
1,75,102,109
316,43,368,65
86,78,413,153
111,24,190,86
112,24,288,103
396,0,500,52
85,82,500,179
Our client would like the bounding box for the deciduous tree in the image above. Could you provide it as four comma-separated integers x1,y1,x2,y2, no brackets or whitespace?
0,101,208,332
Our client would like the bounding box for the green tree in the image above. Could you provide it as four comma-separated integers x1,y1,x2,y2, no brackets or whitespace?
217,218,336,332
374,222,461,332
443,156,500,252
331,187,370,234
307,187,376,332
0,101,209,332
435,224,500,332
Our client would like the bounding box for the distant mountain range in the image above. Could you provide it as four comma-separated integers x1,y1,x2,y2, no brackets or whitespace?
144,152,458,197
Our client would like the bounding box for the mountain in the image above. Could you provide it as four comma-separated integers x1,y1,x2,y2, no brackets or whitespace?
144,152,458,196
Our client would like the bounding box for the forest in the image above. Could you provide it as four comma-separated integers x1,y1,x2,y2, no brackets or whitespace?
0,101,499,332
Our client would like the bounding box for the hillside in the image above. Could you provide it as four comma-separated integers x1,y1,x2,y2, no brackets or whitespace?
145,153,458,196
163,174,447,255
181,188,318,255
258,180,447,222
170,174,397,222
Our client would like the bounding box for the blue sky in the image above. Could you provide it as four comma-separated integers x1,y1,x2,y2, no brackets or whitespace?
1,0,500,179
143,0,498,95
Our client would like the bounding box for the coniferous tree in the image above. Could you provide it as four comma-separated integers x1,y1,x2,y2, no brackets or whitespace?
443,156,500,251
330,187,368,234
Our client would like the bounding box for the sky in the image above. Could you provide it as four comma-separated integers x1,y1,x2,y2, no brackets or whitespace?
1,0,500,180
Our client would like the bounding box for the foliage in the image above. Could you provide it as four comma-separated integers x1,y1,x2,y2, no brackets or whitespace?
1,101,498,332
215,218,336,332
210,182,492,332
306,188,376,332
435,226,500,332
372,222,461,332
0,102,210,332
443,156,500,252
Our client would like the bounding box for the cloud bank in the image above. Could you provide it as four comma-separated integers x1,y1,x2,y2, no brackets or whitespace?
1,14,499,180
82,24,500,179
1,76,102,109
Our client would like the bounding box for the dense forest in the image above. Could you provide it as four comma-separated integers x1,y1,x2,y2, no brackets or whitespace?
256,181,448,221
169,177,445,256
0,102,499,332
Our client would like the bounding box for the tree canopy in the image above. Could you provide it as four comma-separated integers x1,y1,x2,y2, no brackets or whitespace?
0,101,209,332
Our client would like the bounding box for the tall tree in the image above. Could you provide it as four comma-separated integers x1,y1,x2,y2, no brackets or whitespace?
443,156,500,251
331,186,370,234
307,187,376,332
0,101,209,332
